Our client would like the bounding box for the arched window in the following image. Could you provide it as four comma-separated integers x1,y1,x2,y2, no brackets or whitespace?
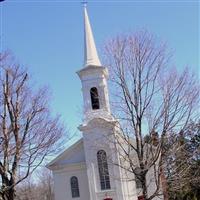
70,176,80,198
90,87,100,110
97,150,111,190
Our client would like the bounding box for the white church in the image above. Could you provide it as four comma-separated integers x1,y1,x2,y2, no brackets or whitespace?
47,5,163,200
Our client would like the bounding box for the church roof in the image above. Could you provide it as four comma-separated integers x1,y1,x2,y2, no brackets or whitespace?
83,4,101,67
46,138,85,170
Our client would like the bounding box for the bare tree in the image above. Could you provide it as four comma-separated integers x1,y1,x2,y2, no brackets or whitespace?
16,168,54,200
0,53,64,200
15,175,36,200
164,120,200,200
36,169,54,200
103,31,199,200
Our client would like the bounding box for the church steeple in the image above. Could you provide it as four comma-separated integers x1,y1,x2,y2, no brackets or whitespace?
83,4,101,67
77,5,113,124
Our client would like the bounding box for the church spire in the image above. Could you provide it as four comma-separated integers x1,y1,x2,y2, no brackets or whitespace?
83,3,101,67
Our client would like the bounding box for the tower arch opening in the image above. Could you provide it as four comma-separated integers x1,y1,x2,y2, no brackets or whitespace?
90,87,100,110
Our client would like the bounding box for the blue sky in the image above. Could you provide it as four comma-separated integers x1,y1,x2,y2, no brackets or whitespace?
0,0,199,140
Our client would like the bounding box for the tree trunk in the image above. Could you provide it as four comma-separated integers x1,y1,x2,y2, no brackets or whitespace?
1,187,15,200
7,187,15,200
0,175,15,200
141,174,148,200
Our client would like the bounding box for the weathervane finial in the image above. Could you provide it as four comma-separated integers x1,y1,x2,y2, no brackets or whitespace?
82,1,87,7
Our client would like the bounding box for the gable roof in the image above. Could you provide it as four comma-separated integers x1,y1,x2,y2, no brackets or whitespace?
46,138,85,170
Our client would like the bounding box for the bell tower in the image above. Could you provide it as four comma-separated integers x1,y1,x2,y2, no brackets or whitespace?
76,4,127,200
77,4,113,124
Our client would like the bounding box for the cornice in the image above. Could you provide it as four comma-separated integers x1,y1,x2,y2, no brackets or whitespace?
76,65,108,79
78,117,118,132
49,162,86,173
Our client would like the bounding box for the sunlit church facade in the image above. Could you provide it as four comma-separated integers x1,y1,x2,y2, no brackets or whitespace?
47,5,162,200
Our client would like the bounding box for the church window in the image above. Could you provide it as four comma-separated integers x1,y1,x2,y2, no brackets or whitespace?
90,87,100,109
97,150,111,190
70,176,80,198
